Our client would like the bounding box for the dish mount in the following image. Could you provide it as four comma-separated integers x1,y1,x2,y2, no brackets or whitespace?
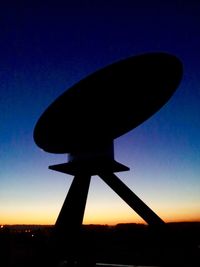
34,52,183,265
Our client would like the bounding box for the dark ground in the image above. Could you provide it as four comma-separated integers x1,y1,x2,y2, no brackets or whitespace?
0,222,200,267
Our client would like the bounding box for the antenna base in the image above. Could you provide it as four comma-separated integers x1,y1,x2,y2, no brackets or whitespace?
49,159,129,176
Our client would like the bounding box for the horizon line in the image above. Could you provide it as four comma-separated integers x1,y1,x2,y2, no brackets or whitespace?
1,220,200,227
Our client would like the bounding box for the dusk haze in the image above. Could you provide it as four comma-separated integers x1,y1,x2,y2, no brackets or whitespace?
1,1,200,227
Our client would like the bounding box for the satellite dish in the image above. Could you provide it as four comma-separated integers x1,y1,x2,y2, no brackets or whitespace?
33,52,183,265
34,52,182,154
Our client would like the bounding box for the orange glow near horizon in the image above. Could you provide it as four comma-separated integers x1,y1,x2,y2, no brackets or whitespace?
1,186,200,225
1,216,200,226
1,208,200,226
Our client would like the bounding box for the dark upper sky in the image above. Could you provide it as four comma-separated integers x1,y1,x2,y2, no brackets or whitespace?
1,1,200,224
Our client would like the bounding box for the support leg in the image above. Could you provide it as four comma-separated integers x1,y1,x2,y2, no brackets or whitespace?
99,172,165,226
53,174,91,264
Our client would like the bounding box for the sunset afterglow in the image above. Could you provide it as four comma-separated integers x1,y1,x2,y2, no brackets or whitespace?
1,2,200,226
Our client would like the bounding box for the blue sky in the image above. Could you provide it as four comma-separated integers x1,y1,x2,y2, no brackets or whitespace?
0,1,200,225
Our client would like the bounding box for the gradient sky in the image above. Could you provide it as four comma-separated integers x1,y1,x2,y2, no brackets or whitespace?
0,1,200,225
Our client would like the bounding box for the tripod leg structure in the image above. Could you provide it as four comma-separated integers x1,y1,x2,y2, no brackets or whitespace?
54,174,91,263
99,172,165,226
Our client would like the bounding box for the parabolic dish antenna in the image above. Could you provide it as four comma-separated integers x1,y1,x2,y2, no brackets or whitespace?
34,52,182,154
34,52,183,265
